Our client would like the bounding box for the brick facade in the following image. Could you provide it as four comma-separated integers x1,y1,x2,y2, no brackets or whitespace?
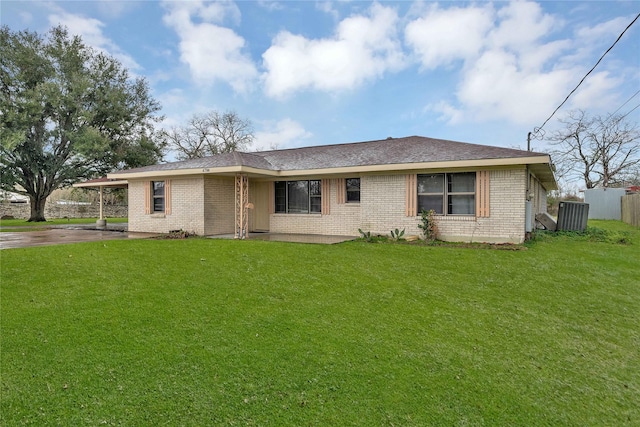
204,177,235,235
129,178,205,234
126,167,549,244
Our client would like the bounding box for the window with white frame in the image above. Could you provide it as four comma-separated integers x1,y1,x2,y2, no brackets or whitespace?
417,173,475,215
274,180,321,213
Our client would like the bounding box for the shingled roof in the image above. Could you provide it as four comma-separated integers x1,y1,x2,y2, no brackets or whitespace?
113,135,551,173
108,135,557,189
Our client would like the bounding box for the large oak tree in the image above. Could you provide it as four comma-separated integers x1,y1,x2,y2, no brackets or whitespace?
0,26,164,221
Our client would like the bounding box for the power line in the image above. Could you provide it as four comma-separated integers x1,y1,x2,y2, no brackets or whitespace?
608,89,640,118
533,12,640,137
618,102,640,121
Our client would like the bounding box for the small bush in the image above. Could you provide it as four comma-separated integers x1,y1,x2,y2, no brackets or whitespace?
417,209,438,241
533,227,632,245
390,228,405,241
166,229,194,239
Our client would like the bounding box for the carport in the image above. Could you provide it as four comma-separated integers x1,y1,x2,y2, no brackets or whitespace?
73,177,128,226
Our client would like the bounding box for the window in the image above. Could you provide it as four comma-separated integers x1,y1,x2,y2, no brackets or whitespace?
346,178,360,203
152,181,165,213
417,173,475,215
274,180,322,213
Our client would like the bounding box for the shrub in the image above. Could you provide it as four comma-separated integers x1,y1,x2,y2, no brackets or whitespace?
417,209,438,241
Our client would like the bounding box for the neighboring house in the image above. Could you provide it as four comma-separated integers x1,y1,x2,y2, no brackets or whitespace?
108,135,557,244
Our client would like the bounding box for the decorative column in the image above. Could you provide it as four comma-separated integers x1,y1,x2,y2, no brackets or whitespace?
235,174,249,239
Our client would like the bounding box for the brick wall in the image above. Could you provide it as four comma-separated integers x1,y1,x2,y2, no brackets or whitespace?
128,177,205,234
123,168,538,243
268,168,530,243
269,178,362,235
204,177,235,235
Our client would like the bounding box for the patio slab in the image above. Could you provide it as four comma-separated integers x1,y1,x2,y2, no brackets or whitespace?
209,233,356,244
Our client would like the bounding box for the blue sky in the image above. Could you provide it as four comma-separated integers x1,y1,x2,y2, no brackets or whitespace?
2,0,639,162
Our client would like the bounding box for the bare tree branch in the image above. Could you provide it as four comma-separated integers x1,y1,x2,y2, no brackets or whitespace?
159,110,254,160
548,110,640,189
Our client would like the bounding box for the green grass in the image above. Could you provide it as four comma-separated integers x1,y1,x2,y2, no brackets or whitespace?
1,221,638,425
0,217,127,230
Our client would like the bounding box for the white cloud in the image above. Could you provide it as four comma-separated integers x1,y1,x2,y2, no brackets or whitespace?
254,118,313,150
488,1,560,51
404,4,494,70
95,1,139,19
162,1,257,92
48,11,140,71
567,71,622,111
456,49,576,124
407,0,622,126
258,1,284,12
19,11,33,24
576,16,633,41
316,1,340,20
427,101,464,124
262,3,405,98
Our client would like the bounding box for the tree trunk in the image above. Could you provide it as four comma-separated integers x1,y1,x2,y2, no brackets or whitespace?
28,196,47,222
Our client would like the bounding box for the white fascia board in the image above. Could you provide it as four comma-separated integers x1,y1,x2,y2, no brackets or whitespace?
73,180,129,188
276,156,552,177
108,166,280,180
108,155,551,180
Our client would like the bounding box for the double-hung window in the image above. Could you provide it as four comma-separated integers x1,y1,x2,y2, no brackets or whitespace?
417,173,475,215
346,178,360,203
152,181,165,213
275,180,322,213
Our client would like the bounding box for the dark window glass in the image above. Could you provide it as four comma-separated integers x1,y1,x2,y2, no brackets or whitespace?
447,173,475,215
346,178,360,203
152,181,165,213
449,195,475,215
417,174,444,214
417,173,475,215
275,181,286,213
418,174,443,194
310,180,322,213
448,173,475,193
418,195,443,214
275,180,322,214
288,181,309,213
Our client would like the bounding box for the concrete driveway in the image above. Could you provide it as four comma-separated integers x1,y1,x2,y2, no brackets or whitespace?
0,224,157,249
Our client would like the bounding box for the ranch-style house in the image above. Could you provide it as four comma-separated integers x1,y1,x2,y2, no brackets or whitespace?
106,135,557,244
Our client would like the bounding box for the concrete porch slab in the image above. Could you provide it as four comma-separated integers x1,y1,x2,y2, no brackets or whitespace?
208,233,356,244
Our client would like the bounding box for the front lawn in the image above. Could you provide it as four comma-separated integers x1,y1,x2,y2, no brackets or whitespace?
0,217,128,228
1,221,638,425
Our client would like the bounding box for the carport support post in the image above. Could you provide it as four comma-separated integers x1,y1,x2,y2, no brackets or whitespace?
235,174,248,239
96,185,106,228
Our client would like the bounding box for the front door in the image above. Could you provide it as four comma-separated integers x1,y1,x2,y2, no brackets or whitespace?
251,181,270,231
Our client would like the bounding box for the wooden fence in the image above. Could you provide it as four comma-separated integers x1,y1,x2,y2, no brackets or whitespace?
621,194,640,227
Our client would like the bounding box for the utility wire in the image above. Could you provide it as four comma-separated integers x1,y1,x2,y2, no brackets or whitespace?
533,12,640,136
607,89,640,118
618,102,640,121
589,90,640,134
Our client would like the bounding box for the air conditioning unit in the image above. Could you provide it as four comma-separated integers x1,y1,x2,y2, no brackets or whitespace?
557,202,589,231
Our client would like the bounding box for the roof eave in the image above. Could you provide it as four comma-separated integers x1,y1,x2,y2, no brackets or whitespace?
73,179,129,188
108,165,280,180
107,156,556,187
275,155,552,177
